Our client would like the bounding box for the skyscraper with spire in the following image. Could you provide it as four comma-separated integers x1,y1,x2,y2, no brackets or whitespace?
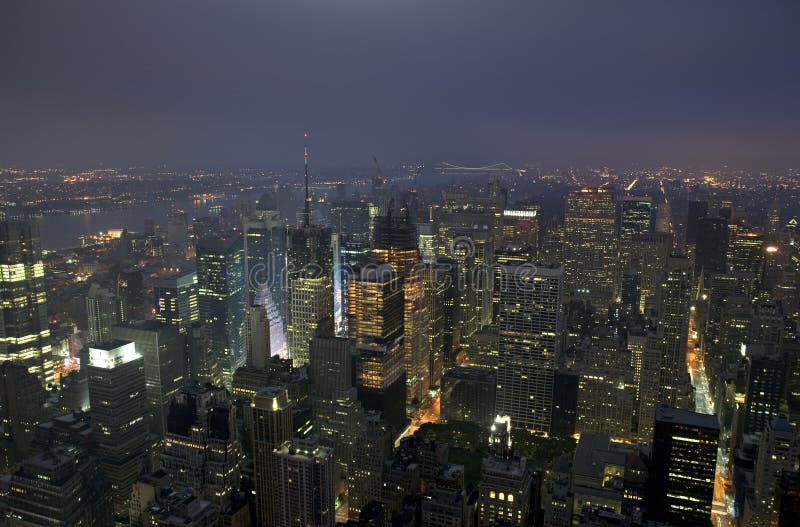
286,133,334,367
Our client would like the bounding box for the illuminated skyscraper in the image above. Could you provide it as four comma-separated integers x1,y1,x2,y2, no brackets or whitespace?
478,416,534,526
0,216,53,387
648,405,719,527
250,387,293,526
563,187,618,317
243,198,286,319
286,224,334,367
620,195,652,241
112,320,186,437
347,264,403,345
87,340,149,520
87,283,125,346
246,292,287,367
495,262,564,435
272,435,335,527
655,254,693,409
196,235,247,387
153,269,198,328
371,212,429,408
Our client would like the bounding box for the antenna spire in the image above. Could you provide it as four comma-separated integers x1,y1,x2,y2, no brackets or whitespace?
304,131,311,227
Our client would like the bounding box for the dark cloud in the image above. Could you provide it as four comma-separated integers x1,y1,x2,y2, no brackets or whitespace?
1,0,798,169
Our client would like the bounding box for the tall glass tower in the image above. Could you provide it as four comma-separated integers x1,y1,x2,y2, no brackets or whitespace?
0,216,52,387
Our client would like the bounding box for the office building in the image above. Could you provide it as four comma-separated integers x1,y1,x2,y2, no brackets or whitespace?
286,224,334,367
86,283,125,345
647,405,719,527
655,254,693,409
250,387,294,526
371,212,430,408
686,200,709,245
196,235,247,386
0,216,53,386
347,264,404,345
1,447,113,526
347,412,394,520
185,322,222,386
441,366,496,428
563,187,618,316
743,352,786,437
272,435,335,527
354,338,407,433
112,320,186,436
745,415,799,526
620,195,652,241
495,262,563,435
87,340,150,520
162,384,240,507
246,299,287,368
421,487,478,527
695,217,729,275
153,269,198,328
0,361,46,469
477,417,533,526
623,232,672,314
243,199,286,318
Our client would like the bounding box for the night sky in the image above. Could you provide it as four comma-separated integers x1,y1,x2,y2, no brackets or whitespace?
2,1,799,169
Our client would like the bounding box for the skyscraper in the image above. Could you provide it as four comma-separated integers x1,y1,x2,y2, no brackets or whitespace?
272,435,335,527
1,447,113,526
87,340,150,520
243,199,286,318
695,217,729,275
563,187,618,317
246,296,287,368
0,216,53,387
250,387,294,526
196,235,247,387
371,211,430,408
495,262,564,435
620,195,652,241
655,254,693,409
152,269,198,328
647,405,719,527
86,283,125,346
478,416,534,526
746,415,799,526
347,411,393,519
0,361,46,468
162,384,241,507
286,224,334,367
112,320,186,437
742,352,786,437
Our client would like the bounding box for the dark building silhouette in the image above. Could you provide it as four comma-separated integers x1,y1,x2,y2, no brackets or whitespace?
648,405,719,527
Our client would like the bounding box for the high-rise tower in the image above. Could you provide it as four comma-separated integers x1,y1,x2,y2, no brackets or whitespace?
495,262,564,435
286,134,334,367
563,187,618,317
0,216,53,387
196,235,247,387
87,340,149,520
250,387,293,526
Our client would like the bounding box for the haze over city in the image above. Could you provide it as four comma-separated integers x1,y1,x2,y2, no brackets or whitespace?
2,0,800,169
